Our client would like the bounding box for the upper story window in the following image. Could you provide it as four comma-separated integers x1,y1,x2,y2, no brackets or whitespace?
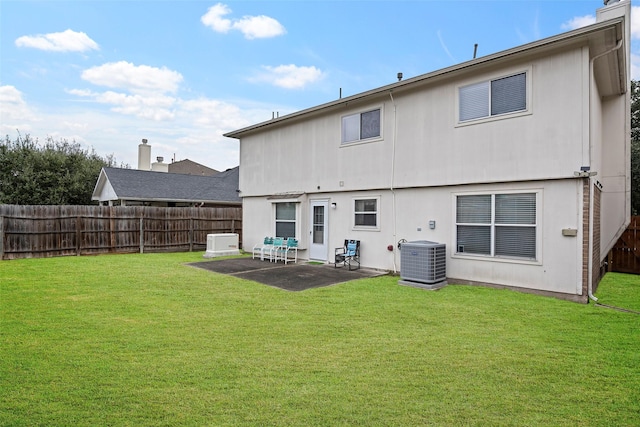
459,72,527,122
342,108,381,144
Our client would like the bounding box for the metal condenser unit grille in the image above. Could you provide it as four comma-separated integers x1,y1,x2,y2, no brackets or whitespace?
400,240,446,284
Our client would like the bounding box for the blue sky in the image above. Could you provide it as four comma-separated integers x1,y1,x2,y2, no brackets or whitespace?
1,0,639,171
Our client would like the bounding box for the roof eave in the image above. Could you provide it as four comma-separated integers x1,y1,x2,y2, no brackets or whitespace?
223,17,623,139
116,196,241,204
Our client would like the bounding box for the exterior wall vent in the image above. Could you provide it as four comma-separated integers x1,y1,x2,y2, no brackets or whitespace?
398,240,447,290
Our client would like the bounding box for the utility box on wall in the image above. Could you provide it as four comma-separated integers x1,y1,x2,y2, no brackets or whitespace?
203,233,240,258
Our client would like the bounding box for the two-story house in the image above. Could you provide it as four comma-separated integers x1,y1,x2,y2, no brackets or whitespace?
225,1,631,301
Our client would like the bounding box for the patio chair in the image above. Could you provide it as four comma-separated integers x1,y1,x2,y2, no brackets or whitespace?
334,239,360,270
252,237,274,260
269,237,285,262
280,238,299,264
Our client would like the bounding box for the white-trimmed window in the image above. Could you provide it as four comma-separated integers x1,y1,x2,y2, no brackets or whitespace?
456,192,537,259
275,202,297,239
342,108,381,144
459,72,527,122
354,197,379,229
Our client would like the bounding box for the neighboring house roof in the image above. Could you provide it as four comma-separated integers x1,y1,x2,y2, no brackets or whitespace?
92,166,241,205
225,16,626,139
168,159,219,176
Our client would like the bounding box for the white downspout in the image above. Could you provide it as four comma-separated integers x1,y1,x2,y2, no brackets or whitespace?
389,91,398,273
587,38,623,302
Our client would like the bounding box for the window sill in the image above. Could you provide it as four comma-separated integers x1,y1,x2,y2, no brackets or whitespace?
352,226,380,232
340,136,383,147
452,252,541,266
455,109,531,128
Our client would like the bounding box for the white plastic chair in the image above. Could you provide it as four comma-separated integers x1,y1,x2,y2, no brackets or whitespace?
252,237,273,260
269,237,285,262
281,238,298,264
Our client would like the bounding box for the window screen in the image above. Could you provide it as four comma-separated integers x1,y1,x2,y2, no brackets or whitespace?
456,195,491,255
459,72,527,122
495,193,535,224
275,202,296,239
457,225,491,255
456,195,491,223
342,109,381,143
313,205,324,244
456,193,537,259
491,73,526,116
354,199,378,227
342,114,360,143
361,109,381,139
495,193,536,258
459,81,490,122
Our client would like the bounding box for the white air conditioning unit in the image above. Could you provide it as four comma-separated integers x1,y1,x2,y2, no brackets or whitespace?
399,240,447,289
203,233,240,258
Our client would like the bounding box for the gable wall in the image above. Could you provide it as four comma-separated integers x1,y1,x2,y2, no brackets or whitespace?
239,46,588,198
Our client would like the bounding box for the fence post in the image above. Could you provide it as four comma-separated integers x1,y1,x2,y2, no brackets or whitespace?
189,217,194,252
109,207,116,253
139,217,144,254
76,215,81,256
0,215,4,260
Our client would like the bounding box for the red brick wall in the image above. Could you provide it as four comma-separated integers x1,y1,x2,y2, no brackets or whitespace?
582,180,590,298
592,183,602,292
581,180,602,298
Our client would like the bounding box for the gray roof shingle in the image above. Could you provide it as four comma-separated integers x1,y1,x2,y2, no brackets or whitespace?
101,166,240,204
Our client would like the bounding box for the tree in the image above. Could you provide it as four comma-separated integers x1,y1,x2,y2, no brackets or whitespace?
631,80,640,215
0,134,122,205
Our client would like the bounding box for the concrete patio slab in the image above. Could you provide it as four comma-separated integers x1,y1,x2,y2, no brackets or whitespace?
189,257,386,291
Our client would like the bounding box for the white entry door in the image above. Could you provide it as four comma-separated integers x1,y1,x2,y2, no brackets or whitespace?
309,200,329,261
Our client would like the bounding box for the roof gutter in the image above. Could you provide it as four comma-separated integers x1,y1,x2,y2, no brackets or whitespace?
115,197,241,205
224,18,623,139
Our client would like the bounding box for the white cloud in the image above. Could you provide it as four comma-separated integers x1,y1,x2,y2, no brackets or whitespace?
436,30,456,63
632,6,640,40
201,3,233,33
99,92,177,122
631,53,640,80
15,29,99,52
81,61,183,94
625,5,640,80
71,62,185,121
562,6,640,36
561,14,596,31
180,98,248,130
232,15,286,40
69,88,177,122
0,85,38,134
201,3,285,39
251,64,323,89
0,85,25,105
560,5,640,79
4,82,262,170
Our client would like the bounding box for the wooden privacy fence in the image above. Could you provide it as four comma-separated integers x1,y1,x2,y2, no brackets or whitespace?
608,216,640,274
0,205,242,260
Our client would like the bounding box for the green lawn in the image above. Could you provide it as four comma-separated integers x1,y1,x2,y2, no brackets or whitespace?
1,253,638,426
